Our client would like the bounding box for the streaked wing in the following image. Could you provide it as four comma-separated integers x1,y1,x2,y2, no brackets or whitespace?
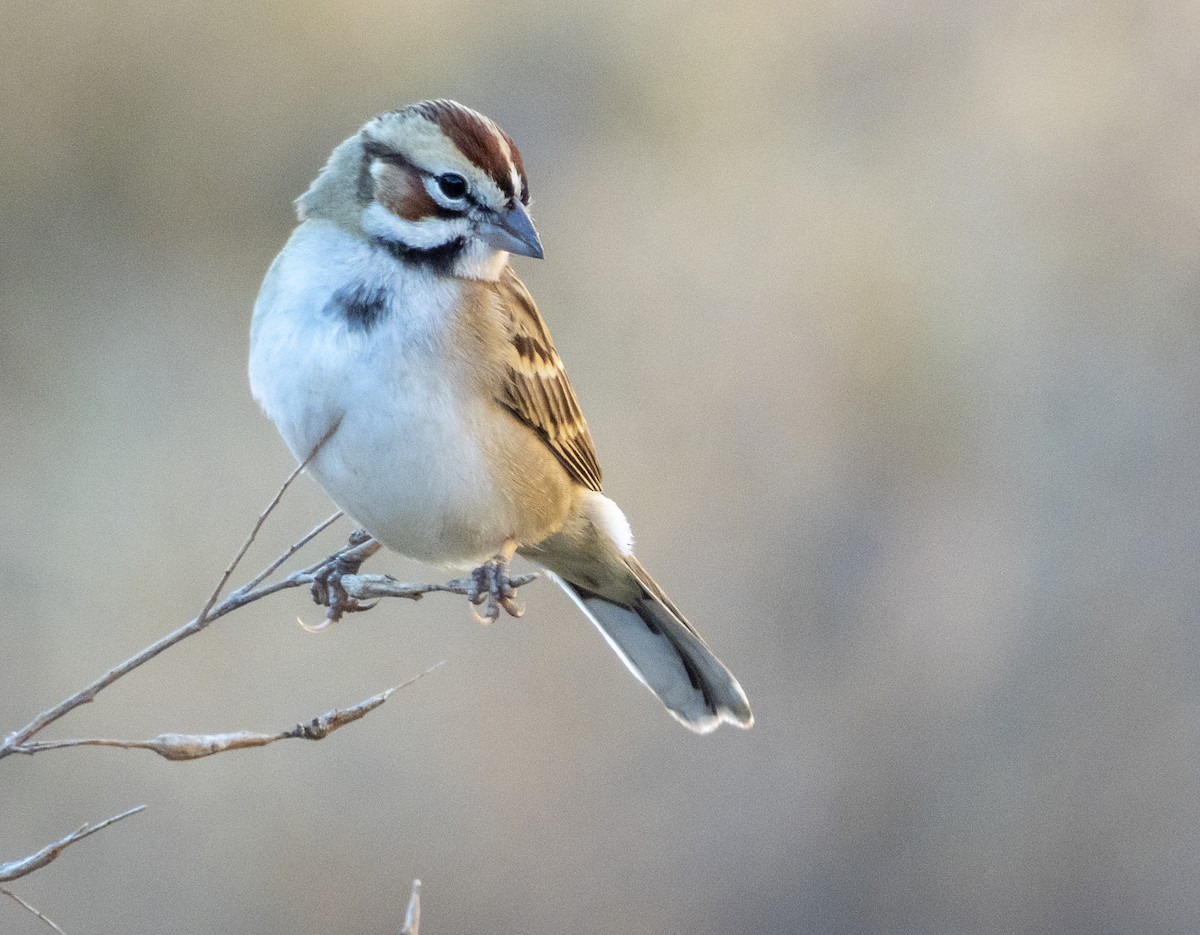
492,266,603,492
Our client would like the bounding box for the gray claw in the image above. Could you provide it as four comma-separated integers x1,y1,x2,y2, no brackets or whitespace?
310,541,375,624
467,557,524,624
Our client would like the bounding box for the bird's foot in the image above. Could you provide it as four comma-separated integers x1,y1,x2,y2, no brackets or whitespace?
310,530,382,625
467,547,524,625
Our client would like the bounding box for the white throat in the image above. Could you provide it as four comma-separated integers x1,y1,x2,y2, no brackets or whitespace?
452,238,509,281
361,203,509,282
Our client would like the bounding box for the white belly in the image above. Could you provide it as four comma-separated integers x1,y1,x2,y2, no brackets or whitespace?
249,222,520,566
307,354,516,565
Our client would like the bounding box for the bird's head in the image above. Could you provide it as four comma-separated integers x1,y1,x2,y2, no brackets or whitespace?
297,100,543,280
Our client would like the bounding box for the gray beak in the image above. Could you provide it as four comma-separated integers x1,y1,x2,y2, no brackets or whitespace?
480,201,544,259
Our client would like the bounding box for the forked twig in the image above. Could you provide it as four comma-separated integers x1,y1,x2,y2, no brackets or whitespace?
1,543,536,761
195,419,341,625
0,807,145,884
1,430,334,760
11,664,444,760
1,416,539,762
1,427,505,919
0,807,145,933
241,510,343,594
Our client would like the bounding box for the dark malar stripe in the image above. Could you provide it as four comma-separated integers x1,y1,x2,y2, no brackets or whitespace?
374,236,466,275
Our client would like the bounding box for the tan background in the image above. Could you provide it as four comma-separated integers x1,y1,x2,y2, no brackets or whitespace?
3,2,1200,933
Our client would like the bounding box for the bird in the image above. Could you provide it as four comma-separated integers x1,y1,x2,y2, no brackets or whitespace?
248,100,752,732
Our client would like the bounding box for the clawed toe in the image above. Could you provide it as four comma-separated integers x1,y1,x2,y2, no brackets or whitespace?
309,532,381,625
468,555,524,625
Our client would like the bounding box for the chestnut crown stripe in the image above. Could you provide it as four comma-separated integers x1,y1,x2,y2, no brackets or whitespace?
408,100,528,203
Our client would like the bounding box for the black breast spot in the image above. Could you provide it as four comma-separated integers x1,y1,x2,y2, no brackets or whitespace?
330,283,390,332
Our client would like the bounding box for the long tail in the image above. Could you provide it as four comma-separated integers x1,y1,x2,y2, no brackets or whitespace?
549,556,753,733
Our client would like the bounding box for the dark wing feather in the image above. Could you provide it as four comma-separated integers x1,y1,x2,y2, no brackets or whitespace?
492,267,603,492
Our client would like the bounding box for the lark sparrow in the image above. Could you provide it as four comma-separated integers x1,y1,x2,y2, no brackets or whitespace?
249,100,752,732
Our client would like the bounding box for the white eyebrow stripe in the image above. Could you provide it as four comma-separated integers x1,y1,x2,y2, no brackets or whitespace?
484,117,519,201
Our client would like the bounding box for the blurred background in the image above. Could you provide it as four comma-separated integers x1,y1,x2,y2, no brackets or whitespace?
2,1,1199,932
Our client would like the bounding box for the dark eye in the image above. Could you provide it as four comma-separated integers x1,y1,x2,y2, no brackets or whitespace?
436,173,468,200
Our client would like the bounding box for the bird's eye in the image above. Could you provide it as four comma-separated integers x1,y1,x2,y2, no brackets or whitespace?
436,173,468,200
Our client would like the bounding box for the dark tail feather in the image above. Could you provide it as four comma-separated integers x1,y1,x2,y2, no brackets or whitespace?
550,557,753,733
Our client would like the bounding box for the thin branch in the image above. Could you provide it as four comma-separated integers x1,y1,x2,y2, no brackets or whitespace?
0,887,66,934
0,459,334,758
0,806,145,884
401,879,421,935
9,664,444,760
194,423,339,626
348,573,538,602
301,570,539,632
0,429,538,761
239,510,343,595
1,619,207,758
1,557,535,761
0,427,478,913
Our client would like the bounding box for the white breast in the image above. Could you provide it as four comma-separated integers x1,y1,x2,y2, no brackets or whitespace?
249,220,513,565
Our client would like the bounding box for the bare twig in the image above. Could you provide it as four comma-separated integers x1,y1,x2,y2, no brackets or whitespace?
9,664,444,760
401,879,421,935
240,510,344,596
0,431,492,916
0,548,536,761
0,806,145,884
0,887,67,934
0,450,535,763
348,573,538,602
195,423,339,626
301,569,539,632
0,452,339,759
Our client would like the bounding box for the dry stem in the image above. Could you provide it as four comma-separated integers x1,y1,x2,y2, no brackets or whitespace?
1,444,537,916
0,886,67,934
401,879,421,935
10,664,444,760
1,467,536,761
0,807,145,884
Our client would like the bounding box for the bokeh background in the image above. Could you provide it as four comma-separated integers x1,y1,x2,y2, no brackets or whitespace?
3,1,1199,932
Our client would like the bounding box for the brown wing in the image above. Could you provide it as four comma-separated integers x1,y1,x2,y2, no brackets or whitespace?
492,266,603,492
